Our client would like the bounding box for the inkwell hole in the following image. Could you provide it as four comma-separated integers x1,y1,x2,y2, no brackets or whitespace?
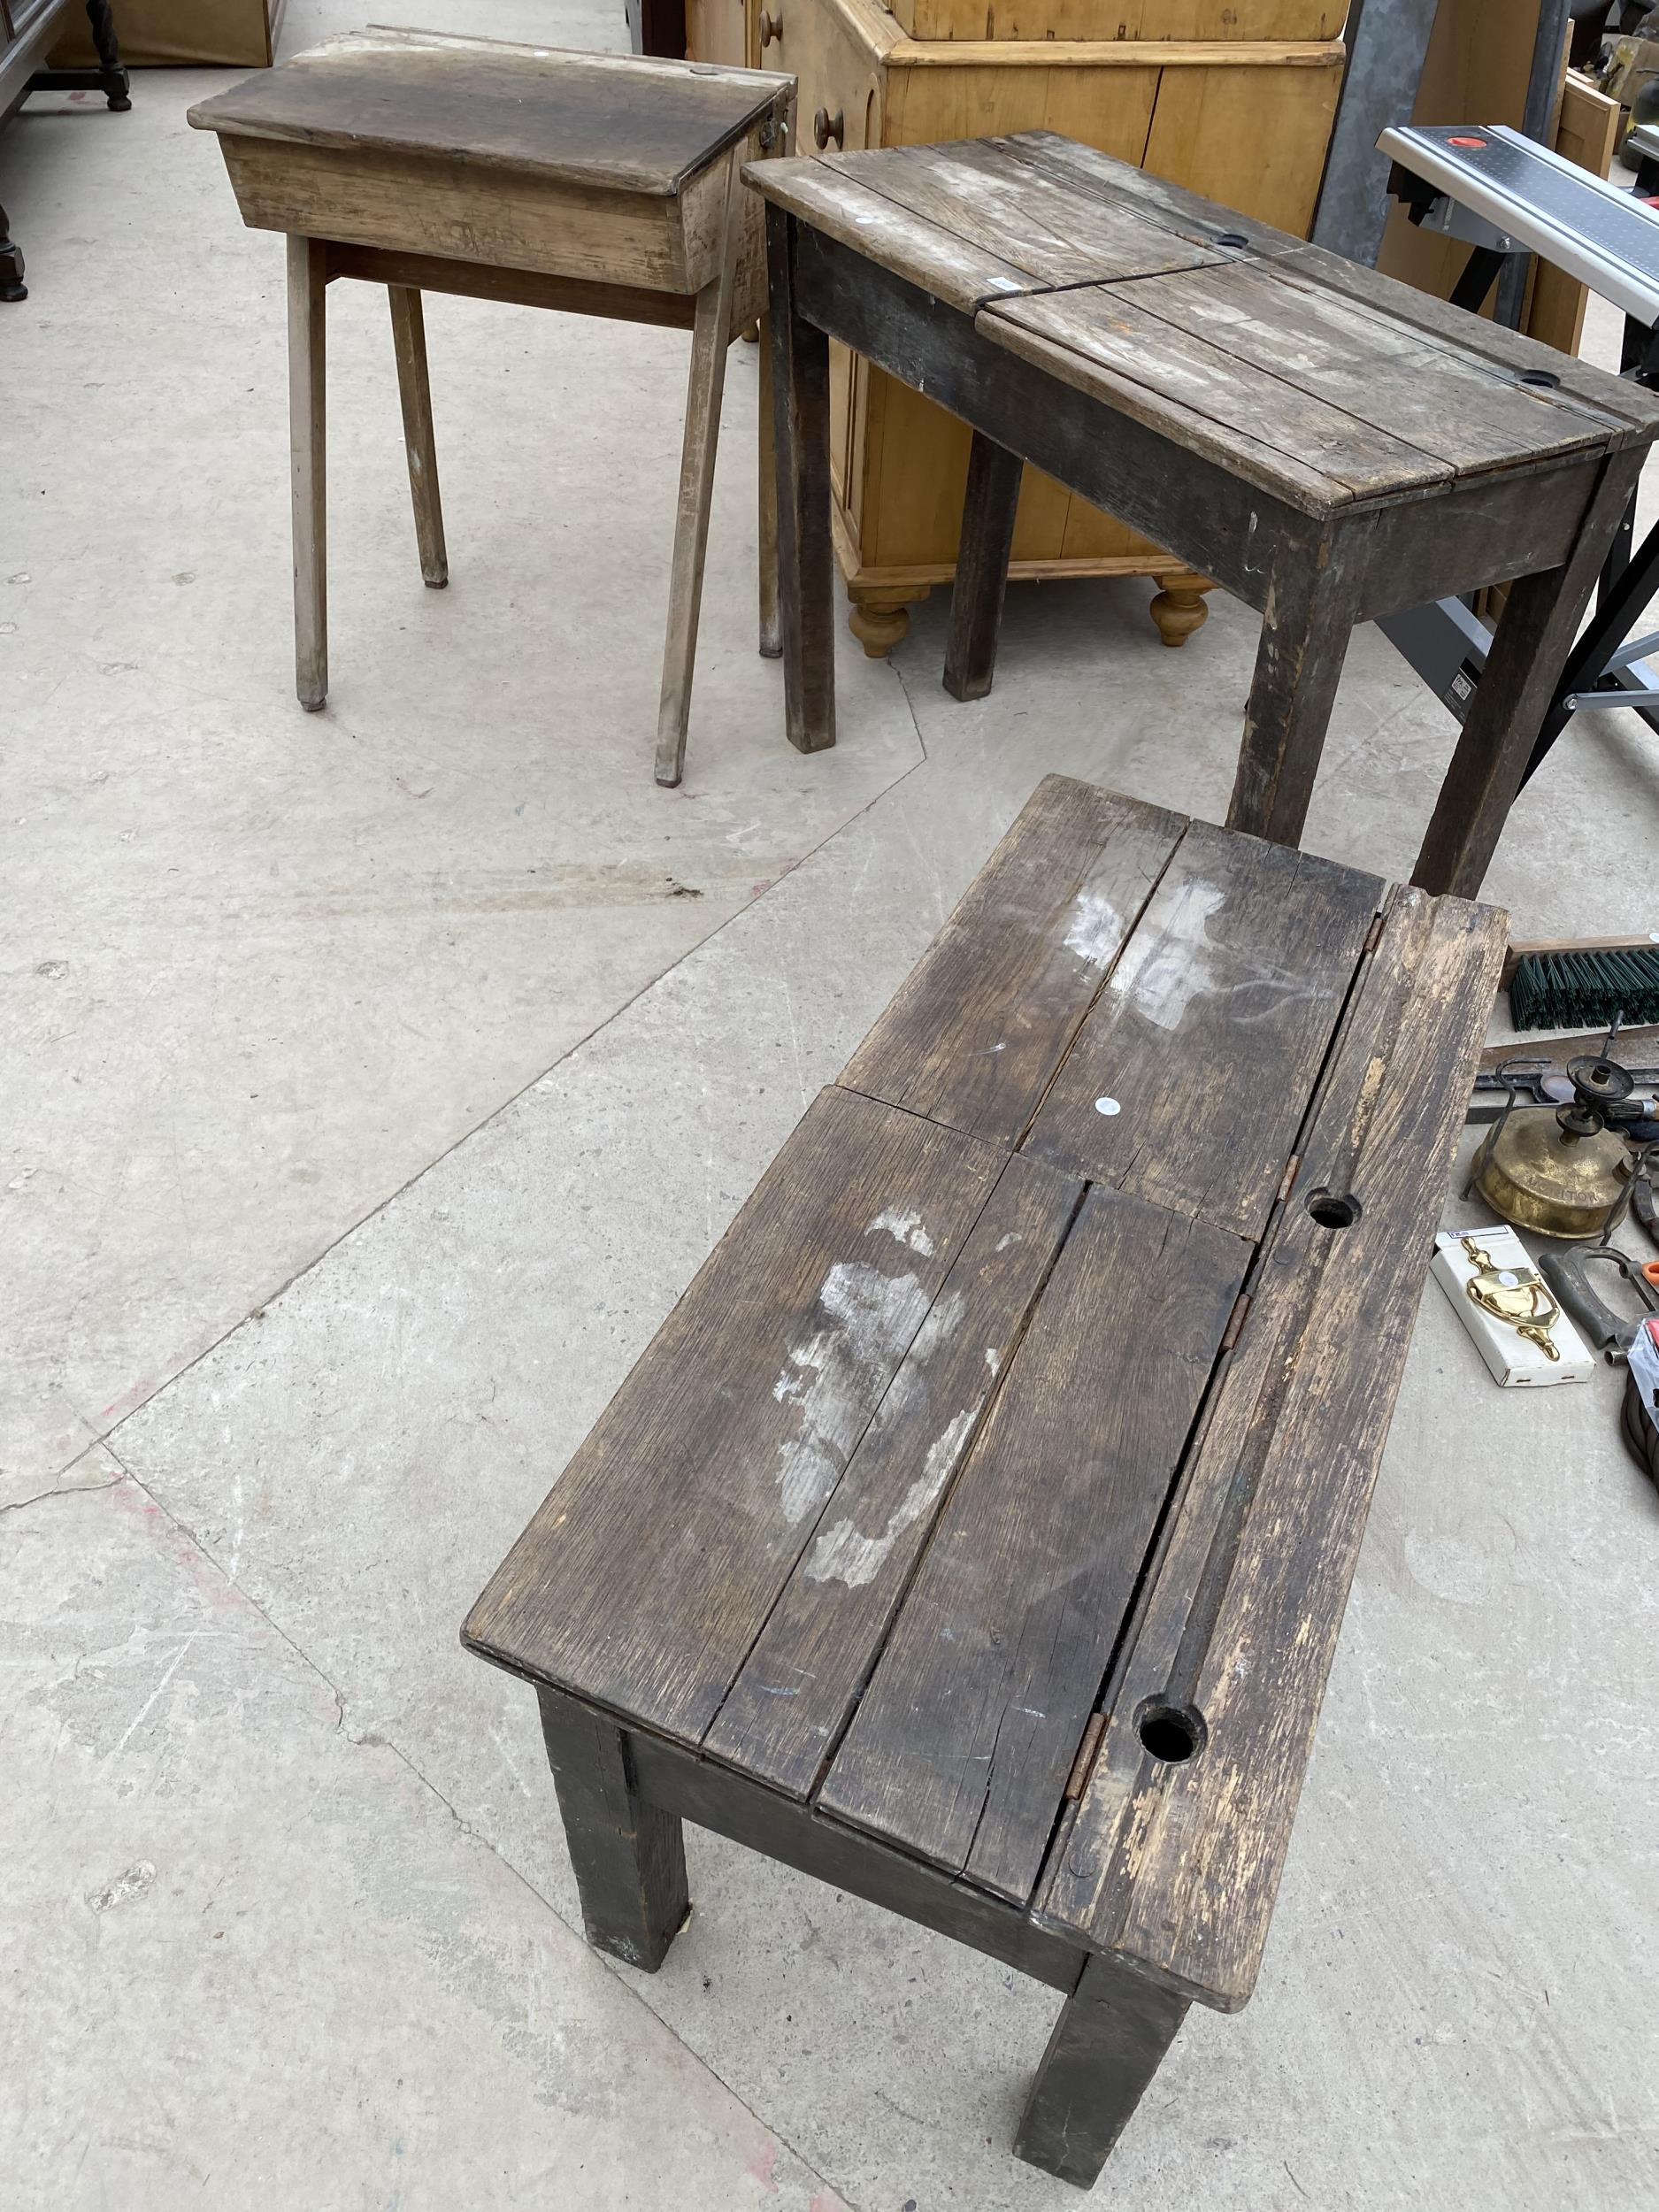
1136,1700,1206,1763
1307,1188,1363,1229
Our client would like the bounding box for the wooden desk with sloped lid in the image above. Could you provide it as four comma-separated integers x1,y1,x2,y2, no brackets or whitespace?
748,129,1659,897
189,27,793,787
464,774,1506,2186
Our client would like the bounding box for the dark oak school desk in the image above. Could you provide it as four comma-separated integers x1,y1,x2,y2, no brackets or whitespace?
750,129,1659,897
467,777,1507,2187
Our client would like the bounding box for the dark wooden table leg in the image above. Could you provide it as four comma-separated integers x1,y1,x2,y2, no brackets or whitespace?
1226,523,1363,849
1014,1952,1189,2187
82,0,132,108
0,203,25,303
766,204,835,755
1412,445,1647,898
943,432,1023,702
758,308,781,659
537,1687,689,1971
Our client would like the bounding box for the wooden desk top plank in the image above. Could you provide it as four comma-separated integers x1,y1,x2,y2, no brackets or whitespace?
989,130,1313,262
1278,238,1659,446
989,131,1645,438
841,777,1187,1148
978,285,1450,511
1022,824,1382,1240
818,1187,1248,1901
743,152,1043,315
1010,132,1650,445
703,1151,1084,1798
187,28,790,195
463,1084,1002,1743
818,139,1232,293
1114,257,1617,479
750,127,1657,498
1034,885,1507,2008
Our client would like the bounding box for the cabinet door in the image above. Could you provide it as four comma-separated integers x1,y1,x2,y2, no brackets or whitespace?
687,0,749,65
758,0,887,520
1066,53,1341,562
865,50,1339,572
1141,55,1342,234
877,57,1165,571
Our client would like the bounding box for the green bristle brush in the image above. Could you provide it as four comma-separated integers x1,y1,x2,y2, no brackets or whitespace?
1503,936,1659,1032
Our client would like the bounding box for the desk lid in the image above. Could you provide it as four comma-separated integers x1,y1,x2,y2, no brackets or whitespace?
188,27,791,197
749,131,1659,512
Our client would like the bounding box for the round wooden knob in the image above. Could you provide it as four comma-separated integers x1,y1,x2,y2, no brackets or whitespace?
758,8,781,44
813,105,844,150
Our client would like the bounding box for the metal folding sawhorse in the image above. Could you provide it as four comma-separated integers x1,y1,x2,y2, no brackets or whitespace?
1379,119,1659,788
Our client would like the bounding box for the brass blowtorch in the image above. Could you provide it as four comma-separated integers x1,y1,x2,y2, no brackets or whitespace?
1469,1041,1655,1241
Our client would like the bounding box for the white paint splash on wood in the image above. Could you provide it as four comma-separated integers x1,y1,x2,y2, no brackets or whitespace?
1064,888,1124,966
864,1208,935,1256
805,1402,982,1587
772,1263,936,1524
1110,876,1328,1033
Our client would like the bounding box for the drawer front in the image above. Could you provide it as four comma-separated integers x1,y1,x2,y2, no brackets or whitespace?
885,0,1343,39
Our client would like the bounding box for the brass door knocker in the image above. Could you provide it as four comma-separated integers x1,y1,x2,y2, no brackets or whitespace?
1460,1234,1562,1361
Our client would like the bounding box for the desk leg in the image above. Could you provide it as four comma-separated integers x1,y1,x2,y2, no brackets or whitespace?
0,202,24,303
1015,1952,1188,2186
944,433,1022,702
388,287,448,589
758,314,781,659
656,150,742,788
767,204,835,757
538,1689,689,1972
1412,446,1647,897
288,235,327,712
82,0,132,108
1228,526,1361,848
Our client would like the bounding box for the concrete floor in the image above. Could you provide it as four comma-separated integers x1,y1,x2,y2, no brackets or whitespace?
4,6,1659,2206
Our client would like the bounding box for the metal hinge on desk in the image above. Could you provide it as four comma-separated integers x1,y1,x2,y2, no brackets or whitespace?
1064,1713,1107,1801
1220,1290,1254,1354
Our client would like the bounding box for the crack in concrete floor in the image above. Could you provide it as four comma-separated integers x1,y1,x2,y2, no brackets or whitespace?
75,1439,860,2208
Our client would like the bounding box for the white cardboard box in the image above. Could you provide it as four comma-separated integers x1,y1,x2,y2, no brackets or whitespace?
1432,1225,1595,1386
